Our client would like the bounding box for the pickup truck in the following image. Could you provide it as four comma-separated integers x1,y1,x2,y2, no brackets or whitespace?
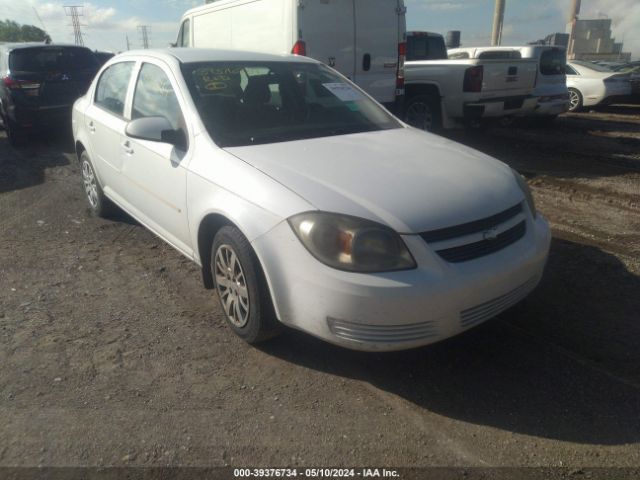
403,31,538,131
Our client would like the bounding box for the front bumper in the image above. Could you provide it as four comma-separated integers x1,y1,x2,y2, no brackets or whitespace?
532,96,569,116
252,213,551,352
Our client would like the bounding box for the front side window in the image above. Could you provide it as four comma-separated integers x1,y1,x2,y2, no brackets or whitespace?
181,61,401,148
177,19,190,47
132,63,186,132
95,61,135,116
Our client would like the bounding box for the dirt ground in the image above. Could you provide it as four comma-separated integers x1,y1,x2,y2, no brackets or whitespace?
0,106,639,474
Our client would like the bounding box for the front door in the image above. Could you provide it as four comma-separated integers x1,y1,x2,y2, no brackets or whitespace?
119,61,193,257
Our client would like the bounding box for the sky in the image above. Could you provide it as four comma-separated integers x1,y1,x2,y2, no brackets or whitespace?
0,0,638,59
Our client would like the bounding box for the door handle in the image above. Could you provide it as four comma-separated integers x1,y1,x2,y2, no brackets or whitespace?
362,53,371,72
88,121,95,133
121,141,134,155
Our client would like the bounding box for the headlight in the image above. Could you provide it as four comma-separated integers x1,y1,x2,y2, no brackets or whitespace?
288,212,416,273
512,169,537,217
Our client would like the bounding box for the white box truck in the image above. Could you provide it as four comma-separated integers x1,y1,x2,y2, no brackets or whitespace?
175,0,407,110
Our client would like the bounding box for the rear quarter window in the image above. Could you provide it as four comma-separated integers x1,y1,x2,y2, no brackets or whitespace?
540,49,566,75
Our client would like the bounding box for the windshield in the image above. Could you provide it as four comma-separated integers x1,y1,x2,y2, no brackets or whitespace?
9,46,97,73
181,61,401,148
571,60,614,73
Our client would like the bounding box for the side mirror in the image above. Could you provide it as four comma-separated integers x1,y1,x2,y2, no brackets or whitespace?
125,116,186,150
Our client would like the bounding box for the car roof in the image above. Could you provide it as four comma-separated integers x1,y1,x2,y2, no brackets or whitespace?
116,48,319,65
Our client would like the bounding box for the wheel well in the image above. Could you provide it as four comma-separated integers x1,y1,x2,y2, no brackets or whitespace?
197,214,235,289
405,84,442,102
75,141,86,162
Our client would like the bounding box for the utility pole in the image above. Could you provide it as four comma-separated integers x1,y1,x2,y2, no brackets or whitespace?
567,0,581,60
64,5,84,46
126,34,131,51
491,0,506,46
138,25,150,49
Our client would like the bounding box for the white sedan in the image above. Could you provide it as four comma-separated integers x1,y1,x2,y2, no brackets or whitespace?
566,60,632,112
72,48,550,352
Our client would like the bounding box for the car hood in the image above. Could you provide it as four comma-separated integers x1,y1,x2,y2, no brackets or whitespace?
224,127,523,233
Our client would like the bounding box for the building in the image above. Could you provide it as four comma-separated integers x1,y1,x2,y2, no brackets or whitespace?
566,19,631,62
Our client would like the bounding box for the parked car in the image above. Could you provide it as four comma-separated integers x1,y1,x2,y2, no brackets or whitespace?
612,62,640,103
565,60,632,112
72,48,551,352
175,0,407,112
404,32,538,132
93,50,115,67
0,43,99,145
449,45,569,122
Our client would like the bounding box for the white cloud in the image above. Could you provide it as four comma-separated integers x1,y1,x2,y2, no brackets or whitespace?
2,0,179,52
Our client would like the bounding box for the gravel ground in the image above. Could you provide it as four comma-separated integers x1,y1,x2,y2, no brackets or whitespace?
0,107,639,475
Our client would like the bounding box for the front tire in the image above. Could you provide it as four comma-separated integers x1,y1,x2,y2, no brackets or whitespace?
568,88,583,112
211,226,281,344
404,95,442,132
80,151,115,217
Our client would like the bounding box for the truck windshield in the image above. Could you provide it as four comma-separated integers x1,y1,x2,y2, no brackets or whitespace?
181,61,401,147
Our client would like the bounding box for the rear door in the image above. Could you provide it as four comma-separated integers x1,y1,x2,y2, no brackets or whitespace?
298,0,356,81
353,0,404,103
84,61,136,190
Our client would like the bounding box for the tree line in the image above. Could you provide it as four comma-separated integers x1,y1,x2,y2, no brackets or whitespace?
0,20,50,43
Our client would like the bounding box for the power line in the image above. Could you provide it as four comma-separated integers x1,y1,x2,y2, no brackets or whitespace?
64,5,84,46
137,25,150,49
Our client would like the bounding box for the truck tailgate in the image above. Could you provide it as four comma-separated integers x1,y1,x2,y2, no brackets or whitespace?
479,59,538,96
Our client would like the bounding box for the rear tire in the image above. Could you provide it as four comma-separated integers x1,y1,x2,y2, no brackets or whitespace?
404,95,442,133
80,150,116,218
5,117,26,147
568,88,583,112
211,226,281,344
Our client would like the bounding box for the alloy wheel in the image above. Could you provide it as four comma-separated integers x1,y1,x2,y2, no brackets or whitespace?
214,244,250,327
81,160,99,209
569,90,581,111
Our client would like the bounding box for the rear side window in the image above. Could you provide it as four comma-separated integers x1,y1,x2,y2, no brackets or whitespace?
95,62,135,117
10,47,97,73
407,35,447,61
132,63,185,131
565,65,578,75
540,49,566,76
477,50,521,60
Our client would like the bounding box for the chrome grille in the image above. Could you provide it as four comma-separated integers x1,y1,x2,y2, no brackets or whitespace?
437,221,526,263
460,276,539,329
328,318,438,344
420,203,526,263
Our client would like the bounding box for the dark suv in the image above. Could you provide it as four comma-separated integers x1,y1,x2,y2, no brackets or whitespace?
0,43,99,145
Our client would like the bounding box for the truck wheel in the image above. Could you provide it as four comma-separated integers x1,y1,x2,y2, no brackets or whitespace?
405,95,442,133
211,226,281,344
568,88,583,112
